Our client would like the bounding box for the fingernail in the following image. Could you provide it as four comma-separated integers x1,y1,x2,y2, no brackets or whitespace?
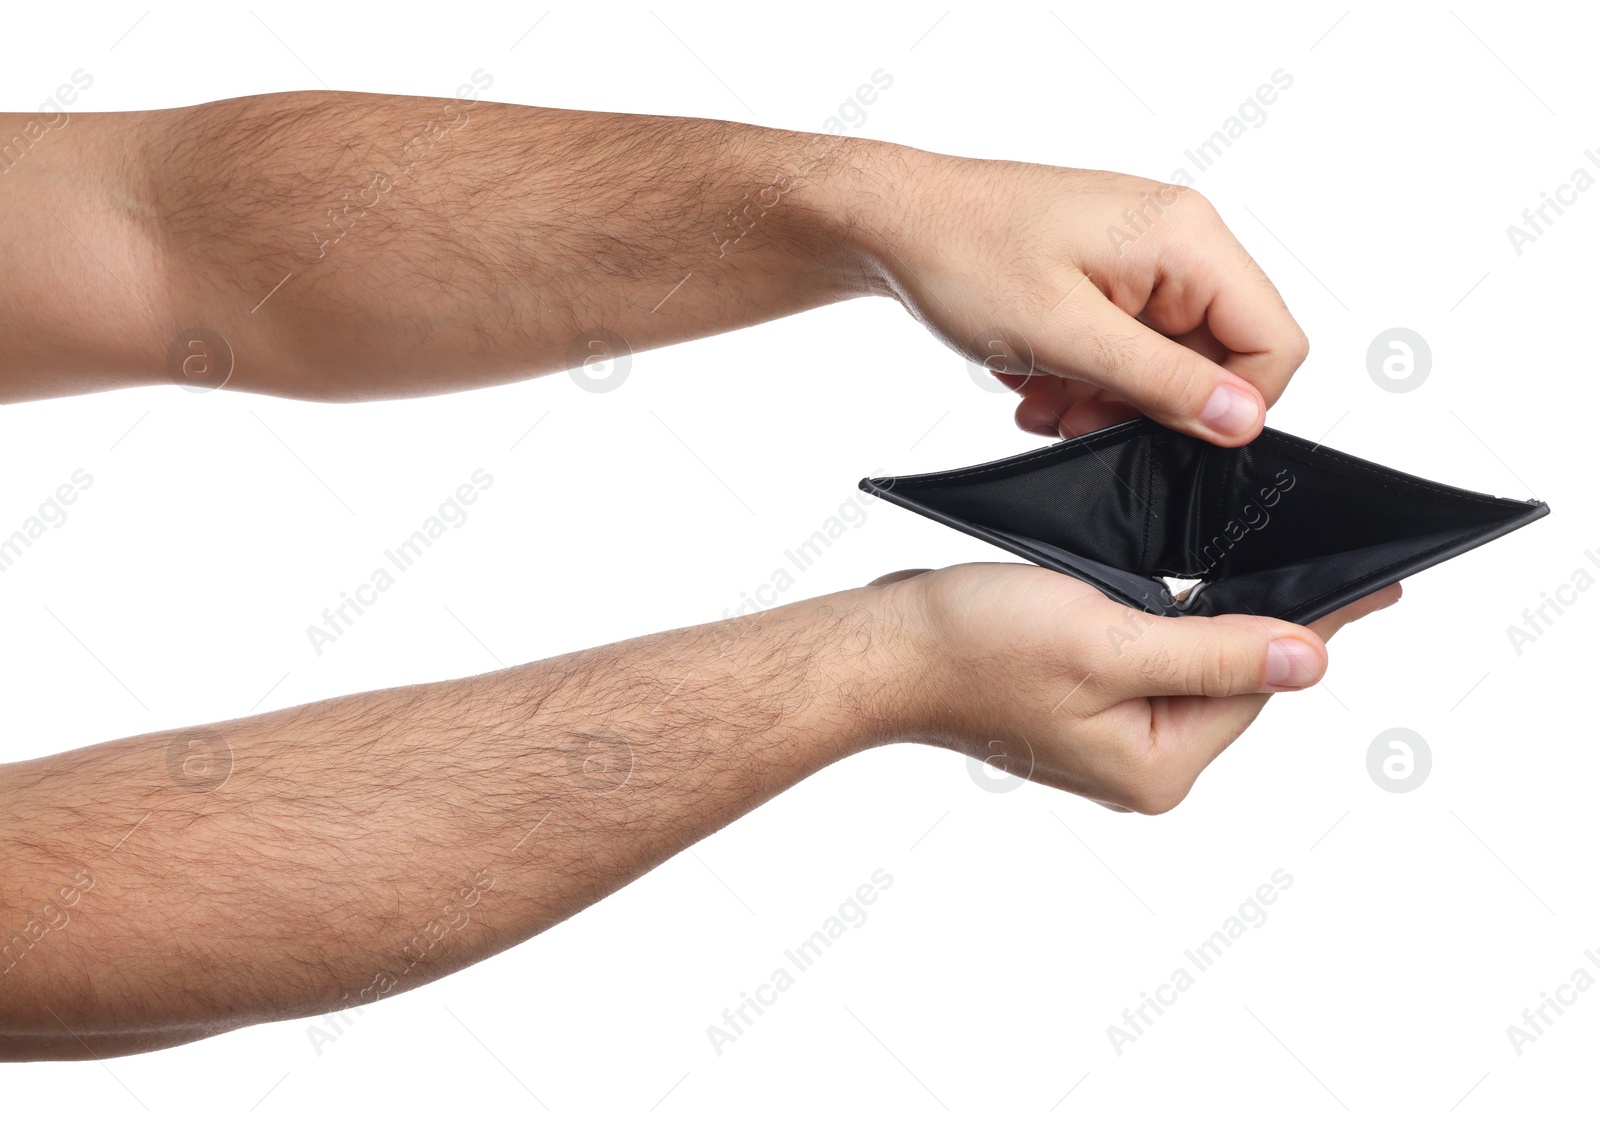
1200,383,1260,439
1265,639,1321,690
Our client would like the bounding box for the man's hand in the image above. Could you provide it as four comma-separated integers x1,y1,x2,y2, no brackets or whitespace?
0,95,1306,430
870,564,1399,813
858,158,1308,446
1,562,1393,1059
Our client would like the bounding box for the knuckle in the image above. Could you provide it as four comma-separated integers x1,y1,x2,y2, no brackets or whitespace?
1284,326,1311,368
1106,726,1192,815
1128,785,1188,816
1179,187,1217,220
1130,643,1178,685
1119,754,1192,815
1186,638,1245,697
1089,327,1137,381
1152,346,1211,415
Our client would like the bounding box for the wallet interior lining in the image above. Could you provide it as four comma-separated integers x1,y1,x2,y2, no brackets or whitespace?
861,418,1548,622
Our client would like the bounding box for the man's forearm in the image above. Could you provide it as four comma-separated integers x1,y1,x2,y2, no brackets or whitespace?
0,584,912,1060
0,90,902,402
1,88,1309,449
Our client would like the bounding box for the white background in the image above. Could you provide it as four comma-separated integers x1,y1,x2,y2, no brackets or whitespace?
2,2,1595,1118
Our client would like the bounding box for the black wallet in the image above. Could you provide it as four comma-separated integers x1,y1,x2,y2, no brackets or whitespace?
860,418,1549,625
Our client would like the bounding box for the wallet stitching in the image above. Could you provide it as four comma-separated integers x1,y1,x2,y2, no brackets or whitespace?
890,422,1528,511
906,424,1140,484
1276,525,1488,619
1257,432,1523,508
1139,438,1155,573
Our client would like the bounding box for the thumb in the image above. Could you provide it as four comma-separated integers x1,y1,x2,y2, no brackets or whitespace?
1029,286,1266,446
1112,612,1328,699
1144,587,1402,783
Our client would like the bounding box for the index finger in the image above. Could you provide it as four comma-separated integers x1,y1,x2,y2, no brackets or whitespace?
1194,225,1311,408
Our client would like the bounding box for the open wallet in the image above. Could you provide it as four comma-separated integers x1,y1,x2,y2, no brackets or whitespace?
860,418,1550,625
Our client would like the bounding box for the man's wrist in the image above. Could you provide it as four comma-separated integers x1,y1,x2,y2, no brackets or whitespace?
799,133,926,300
718,122,926,303
776,582,931,759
